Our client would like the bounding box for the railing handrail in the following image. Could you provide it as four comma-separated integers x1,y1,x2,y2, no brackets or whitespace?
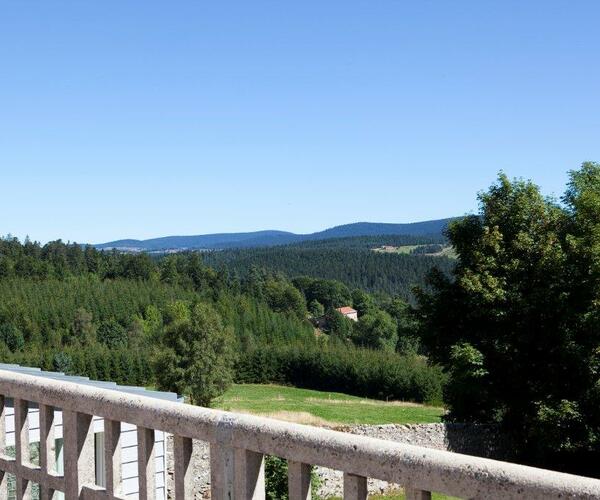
1,369,599,499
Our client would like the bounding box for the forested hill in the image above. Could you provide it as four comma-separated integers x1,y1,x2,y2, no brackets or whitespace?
202,245,455,300
304,219,455,241
95,218,457,252
289,234,446,249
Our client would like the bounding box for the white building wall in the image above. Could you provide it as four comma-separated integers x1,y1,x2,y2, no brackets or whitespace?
4,400,166,499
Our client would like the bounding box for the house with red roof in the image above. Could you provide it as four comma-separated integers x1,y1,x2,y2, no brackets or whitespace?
336,306,358,322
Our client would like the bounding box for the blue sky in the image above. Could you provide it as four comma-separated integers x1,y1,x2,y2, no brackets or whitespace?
1,1,599,243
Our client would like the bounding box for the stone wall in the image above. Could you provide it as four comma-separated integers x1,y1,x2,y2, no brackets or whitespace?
165,423,509,498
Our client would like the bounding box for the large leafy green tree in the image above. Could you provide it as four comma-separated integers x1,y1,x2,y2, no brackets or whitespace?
385,297,421,354
307,299,325,317
263,278,307,319
153,301,236,406
352,310,398,352
418,163,600,471
293,277,352,309
326,309,354,341
351,289,376,316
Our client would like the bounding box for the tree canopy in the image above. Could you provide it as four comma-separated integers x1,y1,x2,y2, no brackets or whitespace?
153,302,236,406
418,162,600,472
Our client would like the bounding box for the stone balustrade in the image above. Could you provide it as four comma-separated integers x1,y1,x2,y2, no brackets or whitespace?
1,369,600,499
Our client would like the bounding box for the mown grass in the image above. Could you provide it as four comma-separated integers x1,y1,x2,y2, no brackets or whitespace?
214,384,445,425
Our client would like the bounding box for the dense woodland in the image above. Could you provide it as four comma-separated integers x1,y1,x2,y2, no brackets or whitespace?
202,241,455,299
285,234,446,249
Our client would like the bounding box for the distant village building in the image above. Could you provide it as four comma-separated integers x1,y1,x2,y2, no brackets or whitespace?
336,306,359,322
311,306,359,330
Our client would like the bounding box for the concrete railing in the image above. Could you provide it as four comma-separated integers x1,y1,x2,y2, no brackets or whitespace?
1,370,600,499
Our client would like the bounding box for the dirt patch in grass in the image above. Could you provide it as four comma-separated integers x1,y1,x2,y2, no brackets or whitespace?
233,409,339,426
303,397,437,408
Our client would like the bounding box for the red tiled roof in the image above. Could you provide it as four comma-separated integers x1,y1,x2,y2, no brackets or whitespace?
336,306,357,315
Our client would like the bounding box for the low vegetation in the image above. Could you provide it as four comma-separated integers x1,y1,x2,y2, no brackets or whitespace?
215,384,444,425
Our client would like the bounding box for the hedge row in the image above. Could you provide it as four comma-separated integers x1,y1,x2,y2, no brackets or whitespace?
235,342,446,405
1,345,153,387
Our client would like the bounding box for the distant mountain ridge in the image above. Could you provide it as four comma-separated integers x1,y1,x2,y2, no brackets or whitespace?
95,218,457,252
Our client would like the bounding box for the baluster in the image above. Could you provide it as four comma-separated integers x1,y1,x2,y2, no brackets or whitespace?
14,399,30,499
210,443,234,499
343,472,367,500
0,470,6,500
15,477,31,500
173,435,193,499
14,399,29,464
288,461,311,500
39,404,56,472
39,404,56,500
137,427,155,500
0,396,6,458
405,487,432,500
38,482,55,500
63,410,94,499
0,396,7,499
104,419,122,497
234,449,265,500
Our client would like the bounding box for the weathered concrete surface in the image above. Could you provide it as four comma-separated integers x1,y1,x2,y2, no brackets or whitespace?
315,423,511,498
165,423,508,499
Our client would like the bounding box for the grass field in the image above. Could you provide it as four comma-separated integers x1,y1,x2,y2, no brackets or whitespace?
214,384,445,426
373,245,420,254
372,245,457,259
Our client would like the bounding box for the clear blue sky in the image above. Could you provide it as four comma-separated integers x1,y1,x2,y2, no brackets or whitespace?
2,1,599,243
